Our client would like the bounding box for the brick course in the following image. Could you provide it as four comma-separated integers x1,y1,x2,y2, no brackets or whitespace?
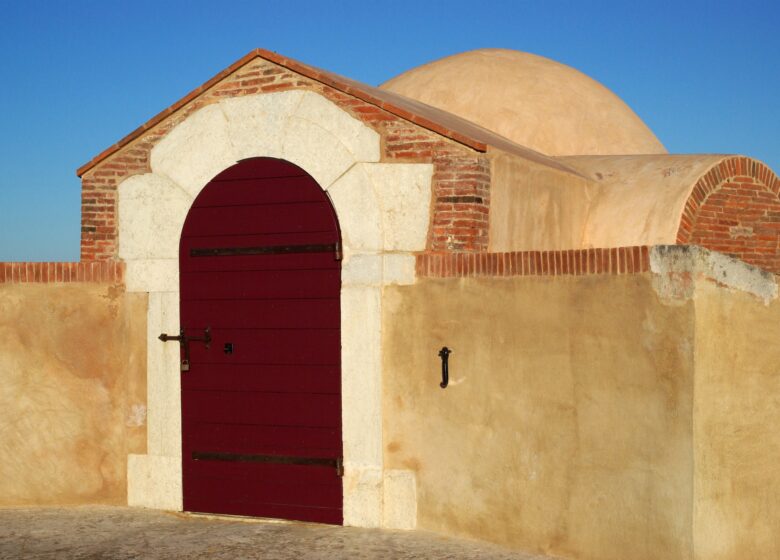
0,261,124,284
417,246,650,278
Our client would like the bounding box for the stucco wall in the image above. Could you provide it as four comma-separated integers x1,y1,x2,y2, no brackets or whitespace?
382,275,695,560
488,150,591,252
693,281,780,560
561,155,725,248
0,284,147,506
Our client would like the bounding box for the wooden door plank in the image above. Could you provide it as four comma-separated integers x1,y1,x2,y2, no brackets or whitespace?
182,364,340,393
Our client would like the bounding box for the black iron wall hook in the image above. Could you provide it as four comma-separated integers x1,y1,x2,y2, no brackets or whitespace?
438,346,452,388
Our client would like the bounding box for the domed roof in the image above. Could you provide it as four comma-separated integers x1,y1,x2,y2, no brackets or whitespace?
380,49,666,157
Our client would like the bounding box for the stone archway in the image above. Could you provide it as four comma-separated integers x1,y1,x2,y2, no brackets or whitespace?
116,90,433,528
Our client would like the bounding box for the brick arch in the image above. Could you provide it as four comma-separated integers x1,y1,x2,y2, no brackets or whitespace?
676,156,780,273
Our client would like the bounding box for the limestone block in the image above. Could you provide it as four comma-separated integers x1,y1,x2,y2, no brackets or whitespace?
327,166,382,252
342,253,382,287
127,454,182,510
159,290,181,334
382,470,417,530
124,259,178,293
343,466,383,528
150,104,238,198
145,292,182,458
220,92,304,162
118,173,193,261
148,90,382,214
382,254,417,286
144,293,164,456
293,91,380,163
341,286,382,467
361,163,434,252
342,253,416,286
282,117,356,189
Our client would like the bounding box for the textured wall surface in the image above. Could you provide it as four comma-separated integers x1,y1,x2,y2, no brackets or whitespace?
0,284,147,505
488,150,590,252
382,263,780,560
693,281,780,560
382,275,695,560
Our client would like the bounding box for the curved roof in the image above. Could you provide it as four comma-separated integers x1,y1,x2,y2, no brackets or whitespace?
559,154,728,247
381,49,667,157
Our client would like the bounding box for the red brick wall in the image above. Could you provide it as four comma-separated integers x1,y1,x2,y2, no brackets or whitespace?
384,121,490,251
79,58,490,261
677,157,780,273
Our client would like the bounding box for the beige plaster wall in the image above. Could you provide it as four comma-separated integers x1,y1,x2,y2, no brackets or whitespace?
488,149,591,251
382,275,695,560
693,281,780,560
0,284,147,506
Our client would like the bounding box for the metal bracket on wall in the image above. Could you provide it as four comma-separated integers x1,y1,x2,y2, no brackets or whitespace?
438,346,452,388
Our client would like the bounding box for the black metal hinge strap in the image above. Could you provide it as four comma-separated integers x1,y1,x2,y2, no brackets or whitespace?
190,243,340,258
192,451,344,476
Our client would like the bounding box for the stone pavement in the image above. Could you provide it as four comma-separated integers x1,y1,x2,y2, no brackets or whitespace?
0,506,563,560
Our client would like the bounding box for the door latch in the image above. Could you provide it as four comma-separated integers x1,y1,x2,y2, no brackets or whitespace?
159,327,211,372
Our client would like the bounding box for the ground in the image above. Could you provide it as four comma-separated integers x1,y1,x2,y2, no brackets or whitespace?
0,506,561,560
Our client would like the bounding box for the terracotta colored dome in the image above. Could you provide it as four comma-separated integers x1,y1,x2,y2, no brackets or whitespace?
380,49,666,156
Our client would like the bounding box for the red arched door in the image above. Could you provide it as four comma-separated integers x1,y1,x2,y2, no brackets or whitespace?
178,157,343,524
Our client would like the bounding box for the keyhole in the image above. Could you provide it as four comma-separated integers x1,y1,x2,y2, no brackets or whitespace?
224,343,234,355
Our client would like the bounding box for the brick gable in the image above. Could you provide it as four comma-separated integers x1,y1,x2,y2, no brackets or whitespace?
79,56,491,261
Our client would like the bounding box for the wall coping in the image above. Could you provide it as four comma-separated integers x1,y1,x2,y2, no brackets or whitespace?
0,261,124,284
416,245,779,304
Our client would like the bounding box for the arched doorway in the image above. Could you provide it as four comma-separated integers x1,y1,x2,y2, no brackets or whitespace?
178,157,343,524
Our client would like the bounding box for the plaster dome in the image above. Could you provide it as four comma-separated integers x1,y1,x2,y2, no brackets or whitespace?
380,49,667,156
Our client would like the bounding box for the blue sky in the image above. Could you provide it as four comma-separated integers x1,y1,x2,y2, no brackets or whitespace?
0,0,777,261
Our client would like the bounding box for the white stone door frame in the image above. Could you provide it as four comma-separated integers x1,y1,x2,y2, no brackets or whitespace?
118,91,431,528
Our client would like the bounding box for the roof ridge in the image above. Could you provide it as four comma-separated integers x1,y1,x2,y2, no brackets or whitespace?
77,48,583,178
